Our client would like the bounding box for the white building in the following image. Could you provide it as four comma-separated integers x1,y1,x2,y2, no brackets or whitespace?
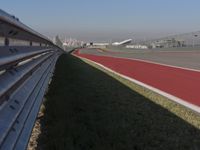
126,44,148,49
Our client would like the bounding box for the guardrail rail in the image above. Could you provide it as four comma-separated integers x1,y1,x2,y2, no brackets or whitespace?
0,9,63,150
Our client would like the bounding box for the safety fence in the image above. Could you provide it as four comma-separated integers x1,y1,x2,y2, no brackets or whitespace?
0,9,63,150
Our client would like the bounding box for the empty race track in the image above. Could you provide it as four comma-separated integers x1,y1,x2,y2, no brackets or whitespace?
79,48,200,70
73,48,200,113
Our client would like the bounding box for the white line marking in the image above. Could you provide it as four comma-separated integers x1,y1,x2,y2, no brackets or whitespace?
147,50,200,53
73,53,200,114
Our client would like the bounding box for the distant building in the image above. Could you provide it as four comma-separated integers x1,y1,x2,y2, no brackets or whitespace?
53,35,63,49
86,42,109,48
63,38,84,49
151,38,185,48
126,44,148,49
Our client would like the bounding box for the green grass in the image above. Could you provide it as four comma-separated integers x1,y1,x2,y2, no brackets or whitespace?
39,54,200,150
80,57,200,129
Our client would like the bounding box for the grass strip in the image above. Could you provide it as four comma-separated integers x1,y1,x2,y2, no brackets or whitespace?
79,55,200,129
39,54,200,150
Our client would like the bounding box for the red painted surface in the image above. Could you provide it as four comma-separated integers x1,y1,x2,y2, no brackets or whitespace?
73,49,200,107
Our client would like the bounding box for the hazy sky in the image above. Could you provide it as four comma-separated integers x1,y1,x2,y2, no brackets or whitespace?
2,0,200,42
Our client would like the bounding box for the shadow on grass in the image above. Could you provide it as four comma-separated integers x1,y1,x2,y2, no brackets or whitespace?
38,54,200,150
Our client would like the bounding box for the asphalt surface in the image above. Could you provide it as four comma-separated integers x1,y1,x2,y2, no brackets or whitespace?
74,48,200,112
79,48,200,70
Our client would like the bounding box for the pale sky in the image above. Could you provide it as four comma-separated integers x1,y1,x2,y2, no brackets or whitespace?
2,0,200,42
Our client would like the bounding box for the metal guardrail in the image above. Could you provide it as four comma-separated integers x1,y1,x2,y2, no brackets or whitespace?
0,9,63,150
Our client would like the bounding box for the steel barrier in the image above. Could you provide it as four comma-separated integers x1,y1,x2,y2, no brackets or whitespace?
0,9,63,150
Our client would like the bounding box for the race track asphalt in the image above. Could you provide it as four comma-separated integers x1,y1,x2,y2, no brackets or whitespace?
73,48,200,112
80,48,200,70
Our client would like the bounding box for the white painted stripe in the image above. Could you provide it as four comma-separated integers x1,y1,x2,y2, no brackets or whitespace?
148,50,200,53
72,53,200,114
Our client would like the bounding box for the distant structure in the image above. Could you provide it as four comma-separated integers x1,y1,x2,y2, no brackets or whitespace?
126,44,148,49
150,38,185,48
63,38,84,48
112,39,132,46
86,42,109,48
53,35,63,49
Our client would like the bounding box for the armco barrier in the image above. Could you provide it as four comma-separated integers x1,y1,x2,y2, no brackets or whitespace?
0,9,63,149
